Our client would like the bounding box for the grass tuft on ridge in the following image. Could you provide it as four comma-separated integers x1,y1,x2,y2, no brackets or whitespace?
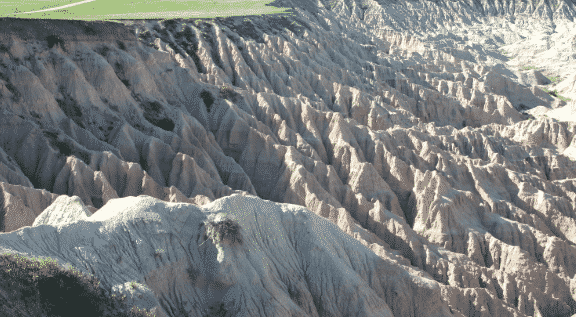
205,217,243,246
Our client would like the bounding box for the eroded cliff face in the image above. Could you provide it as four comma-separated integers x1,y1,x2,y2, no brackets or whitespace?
1,0,576,316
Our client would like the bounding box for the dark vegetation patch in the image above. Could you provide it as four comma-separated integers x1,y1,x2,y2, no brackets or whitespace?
138,30,154,45
186,266,199,283
200,90,214,112
96,45,111,57
117,40,126,51
0,44,8,53
267,15,313,36
158,299,189,317
287,284,304,308
56,96,82,118
42,130,92,165
228,19,263,44
150,117,175,132
0,201,3,231
175,25,195,45
152,24,163,33
145,21,206,73
46,35,65,50
114,61,124,72
175,26,204,73
0,253,154,317
83,25,98,36
201,23,225,71
140,100,175,131
5,81,20,102
223,149,242,164
157,27,172,42
162,19,180,30
205,218,243,245
219,14,311,46
30,110,41,119
204,302,228,317
184,22,223,71
91,196,103,209
220,170,230,185
0,71,21,102
55,87,85,129
152,249,162,260
43,130,72,156
121,79,130,87
219,85,240,102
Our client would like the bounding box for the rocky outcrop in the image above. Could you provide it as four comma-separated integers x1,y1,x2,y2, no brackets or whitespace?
0,182,58,232
1,0,576,316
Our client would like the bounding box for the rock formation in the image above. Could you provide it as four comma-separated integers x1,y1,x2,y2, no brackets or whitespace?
1,0,576,315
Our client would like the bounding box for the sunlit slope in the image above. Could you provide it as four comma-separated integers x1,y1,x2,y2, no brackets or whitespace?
0,0,293,21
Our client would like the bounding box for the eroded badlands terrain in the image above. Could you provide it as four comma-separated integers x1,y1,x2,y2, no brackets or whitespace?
1,0,576,316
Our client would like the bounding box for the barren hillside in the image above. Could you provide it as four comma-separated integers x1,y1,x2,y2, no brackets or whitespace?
1,0,576,316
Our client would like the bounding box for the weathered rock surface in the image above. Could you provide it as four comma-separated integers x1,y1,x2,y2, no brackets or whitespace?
0,0,576,316
2,194,456,317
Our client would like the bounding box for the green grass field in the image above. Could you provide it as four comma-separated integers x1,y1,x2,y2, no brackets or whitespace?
0,0,293,21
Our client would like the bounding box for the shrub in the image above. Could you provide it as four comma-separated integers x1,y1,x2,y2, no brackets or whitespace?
204,302,228,317
541,87,571,101
46,35,65,50
205,218,243,245
0,252,155,317
117,40,127,51
83,25,98,36
97,45,111,57
547,76,562,84
186,266,199,283
200,90,215,112
219,86,238,101
541,87,558,97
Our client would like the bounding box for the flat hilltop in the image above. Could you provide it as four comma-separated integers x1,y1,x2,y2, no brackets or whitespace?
0,0,294,21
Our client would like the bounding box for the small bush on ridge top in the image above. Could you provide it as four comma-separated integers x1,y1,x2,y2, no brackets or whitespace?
205,217,243,245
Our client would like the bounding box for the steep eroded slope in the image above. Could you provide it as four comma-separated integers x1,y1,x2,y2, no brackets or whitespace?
1,0,576,315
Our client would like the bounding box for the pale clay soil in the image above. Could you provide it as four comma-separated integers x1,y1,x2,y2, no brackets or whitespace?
0,0,576,316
